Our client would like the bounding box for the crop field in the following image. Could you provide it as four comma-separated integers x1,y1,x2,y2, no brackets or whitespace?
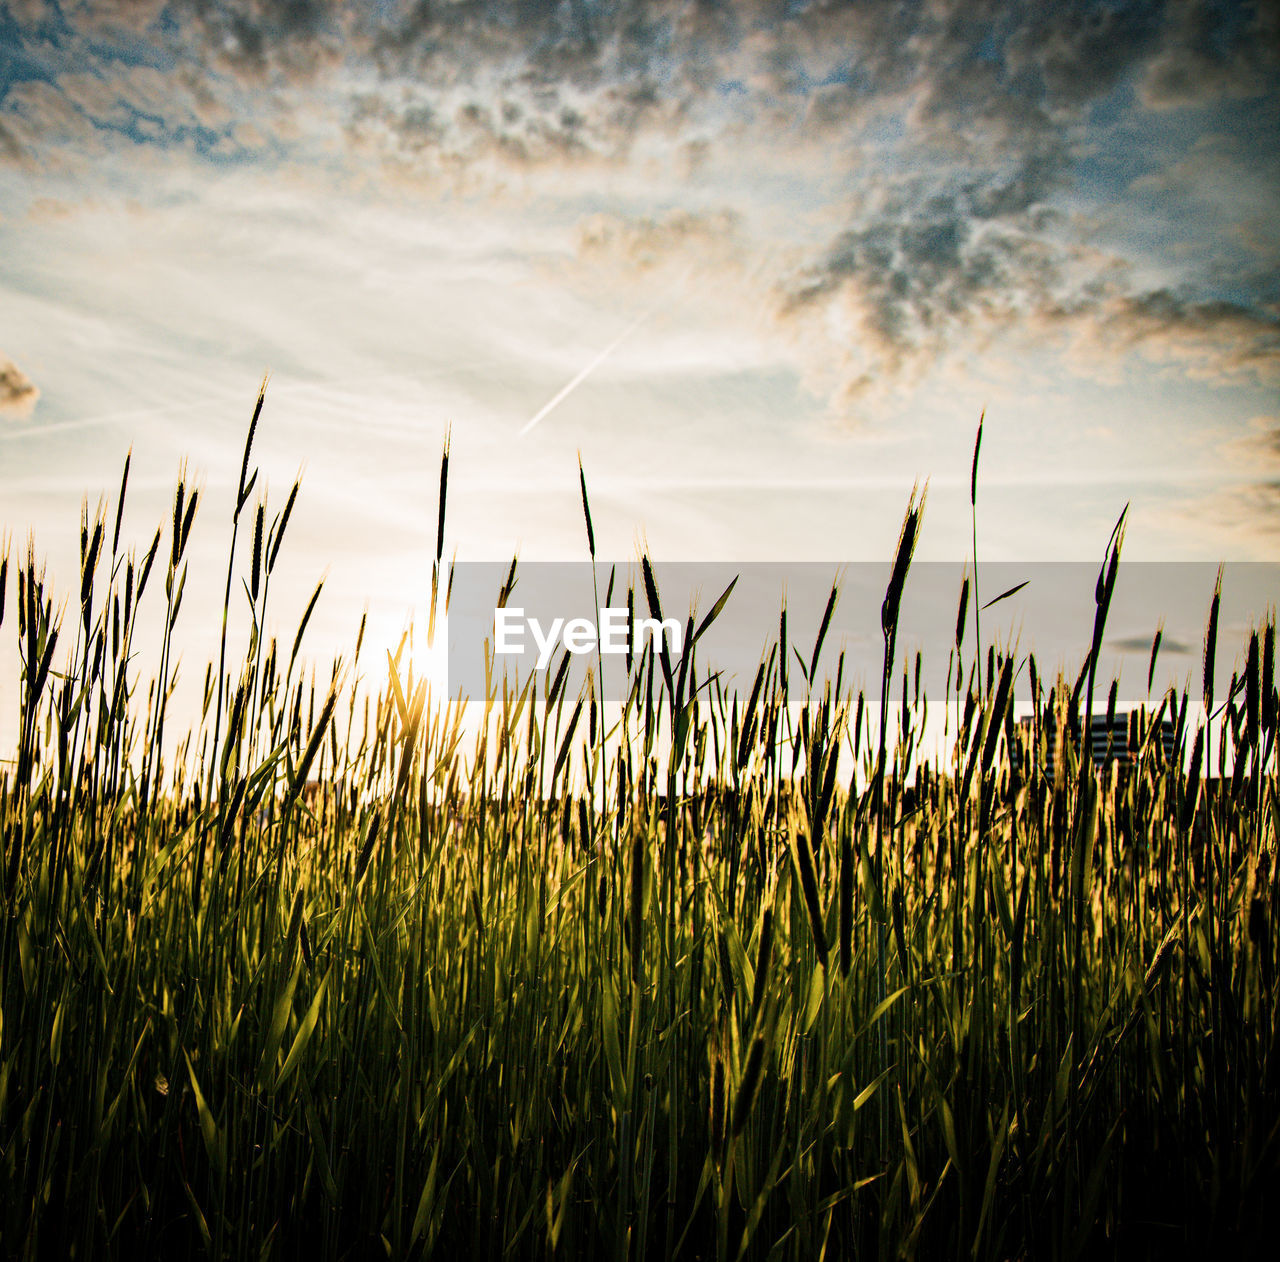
1,397,1277,1260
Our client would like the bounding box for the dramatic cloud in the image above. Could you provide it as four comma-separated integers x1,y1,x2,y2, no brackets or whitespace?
0,354,39,419
2,2,1276,412
1140,0,1280,108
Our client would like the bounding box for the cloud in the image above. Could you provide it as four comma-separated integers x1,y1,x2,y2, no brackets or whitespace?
576,207,744,275
0,354,40,419
1194,478,1280,544
1111,633,1191,654
1229,415,1280,467
3,0,50,24
1176,416,1280,547
0,119,29,166
1074,292,1280,383
773,195,1062,399
2,0,1279,412
1139,0,1280,109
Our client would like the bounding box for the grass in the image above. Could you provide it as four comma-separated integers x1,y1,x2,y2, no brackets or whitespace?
1,388,1277,1260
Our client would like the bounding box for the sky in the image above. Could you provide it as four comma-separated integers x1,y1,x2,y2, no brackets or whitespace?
2,1,1279,737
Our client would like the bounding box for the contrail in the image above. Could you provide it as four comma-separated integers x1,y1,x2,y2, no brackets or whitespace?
518,310,650,437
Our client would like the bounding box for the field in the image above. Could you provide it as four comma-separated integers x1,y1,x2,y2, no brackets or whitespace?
1,398,1277,1260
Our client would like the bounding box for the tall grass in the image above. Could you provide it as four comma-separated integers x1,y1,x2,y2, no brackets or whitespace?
1,392,1277,1260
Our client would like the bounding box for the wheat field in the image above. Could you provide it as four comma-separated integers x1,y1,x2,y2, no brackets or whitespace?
1,391,1276,1260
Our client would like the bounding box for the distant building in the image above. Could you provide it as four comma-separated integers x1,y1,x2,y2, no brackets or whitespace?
1017,709,1177,777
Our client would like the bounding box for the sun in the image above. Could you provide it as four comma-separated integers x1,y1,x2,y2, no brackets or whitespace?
362,605,453,711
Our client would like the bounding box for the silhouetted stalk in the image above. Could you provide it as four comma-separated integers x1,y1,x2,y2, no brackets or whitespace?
970,412,984,703
206,379,264,815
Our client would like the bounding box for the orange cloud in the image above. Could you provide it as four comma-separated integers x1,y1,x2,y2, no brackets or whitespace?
0,354,40,420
